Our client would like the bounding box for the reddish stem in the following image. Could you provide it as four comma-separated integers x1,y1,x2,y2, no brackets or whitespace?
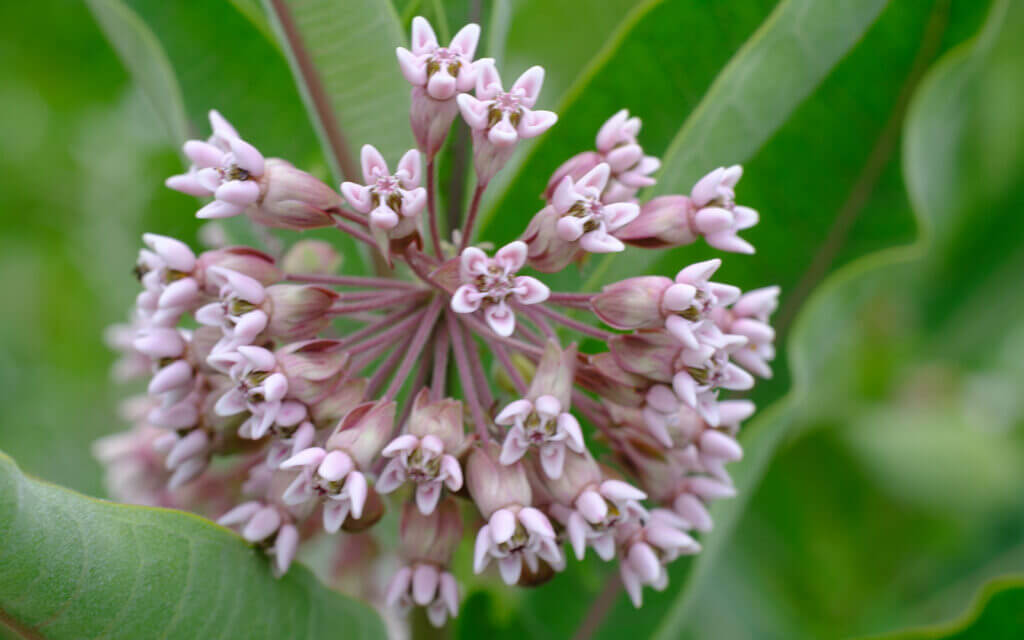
447,312,490,441
459,318,493,410
425,158,444,258
383,297,444,401
430,325,451,401
346,311,426,356
328,291,426,315
284,273,421,289
457,182,487,251
491,341,527,395
532,304,614,341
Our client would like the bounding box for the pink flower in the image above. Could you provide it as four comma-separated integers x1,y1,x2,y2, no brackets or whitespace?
212,345,295,439
594,110,660,203
551,163,639,253
617,509,700,607
376,434,463,514
167,111,266,221
472,506,563,585
135,233,202,322
496,394,584,478
450,241,549,337
386,564,459,627
457,62,557,147
688,165,759,254
397,17,482,101
218,501,299,576
666,327,754,427
559,479,648,561
341,145,426,232
195,266,269,352
712,286,780,379
662,258,741,350
279,446,367,533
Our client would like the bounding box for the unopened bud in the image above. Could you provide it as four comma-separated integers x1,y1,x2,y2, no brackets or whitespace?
275,339,349,405
196,247,281,295
410,87,461,158
466,442,532,518
528,341,577,408
540,449,602,506
543,151,602,202
615,195,697,249
520,206,580,273
310,378,367,428
281,239,342,275
407,389,465,454
326,401,396,469
399,497,463,565
608,330,679,383
264,284,338,341
249,159,340,230
591,276,673,330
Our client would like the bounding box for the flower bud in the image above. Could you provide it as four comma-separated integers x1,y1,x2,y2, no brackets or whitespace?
608,330,679,383
528,340,577,408
520,206,580,273
543,151,603,202
280,240,342,275
275,339,350,406
591,276,673,330
575,352,649,407
614,195,697,249
466,442,532,518
195,247,281,295
249,158,340,230
310,378,367,428
539,449,602,506
264,284,338,341
410,87,461,158
326,401,396,469
399,497,463,565
407,389,465,454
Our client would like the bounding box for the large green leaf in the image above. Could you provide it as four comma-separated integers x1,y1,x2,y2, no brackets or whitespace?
83,0,187,144
263,0,414,179
861,576,1024,640
0,451,385,640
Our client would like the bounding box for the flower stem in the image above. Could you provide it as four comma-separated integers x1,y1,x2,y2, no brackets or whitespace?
491,341,527,395
328,291,427,316
383,297,443,401
332,216,378,250
457,182,487,251
546,292,595,309
531,304,614,341
425,158,445,258
446,311,489,441
284,273,420,290
346,310,427,355
431,324,451,401
365,330,416,398
460,319,493,410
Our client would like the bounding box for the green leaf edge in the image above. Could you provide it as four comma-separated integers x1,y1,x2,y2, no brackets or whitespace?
855,575,1024,640
0,449,386,640
648,1,1007,636
84,0,189,145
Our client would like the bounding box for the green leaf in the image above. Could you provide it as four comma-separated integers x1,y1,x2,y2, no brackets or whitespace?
0,451,385,640
82,0,187,144
262,0,415,180
860,575,1024,640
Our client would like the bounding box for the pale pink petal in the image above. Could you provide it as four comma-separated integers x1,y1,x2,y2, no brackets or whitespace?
232,310,268,344
410,16,439,55
280,446,326,469
396,47,427,86
274,524,299,574
518,507,554,537
511,66,545,108
456,93,489,130
534,394,561,416
323,500,350,533
318,450,354,481
498,555,522,585
460,246,489,275
691,167,725,206
213,267,266,303
517,109,557,139
601,479,646,502
345,470,368,518
412,564,440,606
158,277,199,309
166,429,209,469
165,173,213,197
473,525,492,573
397,148,422,187
576,489,607,524
494,240,527,271
229,137,265,176
148,360,192,395
596,110,630,152
512,275,549,304
385,566,413,607
360,144,389,182
605,144,643,173
237,344,275,370
427,70,457,100
489,509,516,543
218,501,262,526
420,434,444,456
369,205,399,230
474,60,502,98
487,117,519,147
184,140,225,168
340,182,373,213
440,572,459,616
706,231,755,254
382,434,420,457
484,303,515,337
441,455,463,491
628,542,660,582
215,180,261,205
556,215,585,242
196,199,243,219
603,202,640,231
196,167,222,191
558,413,584,452
566,512,588,560
214,388,247,416
375,458,407,494
450,284,481,313
693,206,734,234
208,109,239,141
449,22,480,57
403,187,427,216
579,230,624,253
552,176,579,213
689,476,736,500
242,506,281,542
143,233,196,271
416,482,442,515
577,163,611,193
495,399,532,424
499,428,529,465
195,302,224,327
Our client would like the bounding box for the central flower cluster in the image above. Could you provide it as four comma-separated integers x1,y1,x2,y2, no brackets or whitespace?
100,14,779,630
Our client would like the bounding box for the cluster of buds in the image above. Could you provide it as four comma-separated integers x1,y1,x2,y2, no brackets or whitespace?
99,15,779,629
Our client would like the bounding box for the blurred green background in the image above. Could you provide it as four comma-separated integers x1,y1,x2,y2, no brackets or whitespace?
1,0,1023,638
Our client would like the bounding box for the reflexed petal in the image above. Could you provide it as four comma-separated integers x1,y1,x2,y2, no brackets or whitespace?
494,240,527,271
575,490,607,524
385,566,413,607
280,446,326,469
273,524,299,574
473,525,492,573
456,93,489,130
539,442,565,478
229,137,264,176
558,413,584,452
197,199,244,220
579,230,624,253
412,564,440,606
166,173,212,197
484,304,515,337
242,506,281,542
513,275,549,304
375,458,407,494
450,285,481,313
340,182,373,213
215,180,260,206
217,501,262,526
603,202,640,231
416,482,442,515
449,22,480,57
214,388,247,416
410,16,439,54
511,66,545,107
627,542,660,582
566,512,587,560
397,148,422,187
497,555,522,585
345,470,368,518
518,507,554,537
577,163,611,193
360,144,389,182
382,434,420,457
318,450,354,481
441,455,463,491
323,500,350,533
148,360,192,395
495,399,532,424
396,47,427,86
489,509,516,543
690,167,724,206
517,109,557,139
183,140,225,168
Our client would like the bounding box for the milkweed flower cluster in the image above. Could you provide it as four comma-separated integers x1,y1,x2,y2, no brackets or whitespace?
98,15,779,625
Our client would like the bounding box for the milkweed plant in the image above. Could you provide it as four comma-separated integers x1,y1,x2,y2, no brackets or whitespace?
98,16,779,628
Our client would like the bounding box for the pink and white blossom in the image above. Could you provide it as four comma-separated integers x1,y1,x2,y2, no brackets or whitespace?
279,446,368,533
450,241,549,337
551,163,639,253
377,434,463,514
213,345,292,439
496,394,584,479
385,564,460,628
397,17,482,101
341,145,426,232
472,506,564,585
617,509,700,607
688,165,759,254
